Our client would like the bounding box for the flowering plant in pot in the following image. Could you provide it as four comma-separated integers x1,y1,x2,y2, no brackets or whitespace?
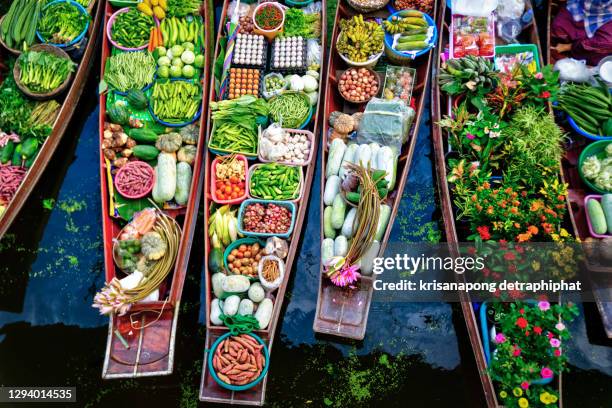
488,301,578,407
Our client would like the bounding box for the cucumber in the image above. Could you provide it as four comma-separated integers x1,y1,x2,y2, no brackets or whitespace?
334,236,348,257
321,238,334,265
132,145,160,160
129,128,159,144
11,144,22,166
323,175,341,206
324,206,336,239
341,207,357,238
375,204,392,241
587,198,608,235
20,138,38,158
602,194,612,234
331,195,346,229
0,141,15,164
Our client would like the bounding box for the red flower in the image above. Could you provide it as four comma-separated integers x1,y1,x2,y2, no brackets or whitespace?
547,332,554,339
533,326,542,335
525,330,530,336
554,349,562,357
477,225,491,240
499,239,508,249
521,381,530,390
508,264,518,274
483,267,490,277
516,317,528,329
513,346,522,357
519,308,525,314
504,251,516,261
540,90,551,98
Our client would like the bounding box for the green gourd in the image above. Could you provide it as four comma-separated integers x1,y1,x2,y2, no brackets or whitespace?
132,145,160,160
601,194,612,234
152,152,176,203
587,198,608,235
174,161,192,205
128,128,159,144
107,105,130,126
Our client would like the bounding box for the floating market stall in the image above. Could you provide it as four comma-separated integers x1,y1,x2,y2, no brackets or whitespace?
0,0,103,238
312,0,439,341
199,1,326,405
94,0,212,379
546,1,612,339
432,0,584,406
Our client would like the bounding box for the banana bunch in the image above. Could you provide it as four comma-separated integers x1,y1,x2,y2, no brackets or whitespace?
208,205,241,249
438,55,497,94
337,15,384,63
383,15,428,35
138,0,167,20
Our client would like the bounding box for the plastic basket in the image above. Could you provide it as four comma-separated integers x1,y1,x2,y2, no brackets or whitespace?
578,140,612,194
237,199,296,239
208,332,270,391
36,0,90,48
107,7,158,51
252,2,285,41
114,161,155,199
208,122,260,159
568,114,612,141
211,154,250,205
258,128,315,167
494,44,540,73
248,164,304,203
382,65,417,105
223,237,266,274
148,79,202,127
268,92,313,130
383,11,437,63
584,195,612,238
109,0,139,7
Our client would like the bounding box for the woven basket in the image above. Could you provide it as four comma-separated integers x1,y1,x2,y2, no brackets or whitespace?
0,15,23,55
347,0,390,13
14,44,74,100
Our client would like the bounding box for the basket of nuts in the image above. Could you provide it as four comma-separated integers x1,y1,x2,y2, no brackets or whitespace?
223,238,266,279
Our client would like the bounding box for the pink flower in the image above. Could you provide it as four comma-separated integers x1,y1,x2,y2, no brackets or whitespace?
513,346,521,357
538,301,550,311
330,263,361,287
466,133,476,140
541,367,554,379
521,381,530,390
550,338,561,348
555,322,566,331
535,72,544,79
495,333,506,344
554,349,562,357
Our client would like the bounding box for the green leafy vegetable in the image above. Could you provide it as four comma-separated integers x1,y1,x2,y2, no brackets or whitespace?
37,1,89,44
18,50,75,93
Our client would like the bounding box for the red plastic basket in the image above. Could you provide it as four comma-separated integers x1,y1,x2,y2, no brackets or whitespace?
211,154,249,205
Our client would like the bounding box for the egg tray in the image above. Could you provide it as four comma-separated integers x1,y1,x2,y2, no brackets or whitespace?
270,40,308,74
223,68,265,100
231,37,269,70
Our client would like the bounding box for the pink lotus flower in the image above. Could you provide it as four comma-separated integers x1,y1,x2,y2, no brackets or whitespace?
541,367,554,379
535,72,544,79
550,338,561,348
521,381,530,390
538,300,550,311
330,263,361,287
495,333,506,344
555,322,566,331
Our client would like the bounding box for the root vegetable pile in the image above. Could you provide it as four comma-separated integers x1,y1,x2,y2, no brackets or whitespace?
339,68,379,103
114,161,155,198
227,242,263,277
242,202,292,234
212,334,266,386
0,165,26,204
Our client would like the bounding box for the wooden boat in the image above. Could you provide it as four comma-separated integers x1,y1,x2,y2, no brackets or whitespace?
546,0,612,338
99,0,212,379
432,1,567,406
0,0,104,238
312,0,439,341
199,1,326,405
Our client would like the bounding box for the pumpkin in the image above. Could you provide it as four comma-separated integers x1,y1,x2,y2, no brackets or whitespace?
179,124,199,145
177,145,197,165
332,113,354,134
141,231,167,260
155,132,182,153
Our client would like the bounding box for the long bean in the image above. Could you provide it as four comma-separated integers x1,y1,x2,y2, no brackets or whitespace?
269,93,310,128
104,51,156,92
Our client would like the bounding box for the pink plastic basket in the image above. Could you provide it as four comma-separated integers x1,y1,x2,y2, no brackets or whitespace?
248,163,304,203
584,195,612,238
107,7,159,51
114,161,155,199
211,154,249,205
257,128,315,167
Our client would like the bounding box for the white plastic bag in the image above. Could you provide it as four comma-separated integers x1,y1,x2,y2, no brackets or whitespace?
452,0,498,17
554,58,592,83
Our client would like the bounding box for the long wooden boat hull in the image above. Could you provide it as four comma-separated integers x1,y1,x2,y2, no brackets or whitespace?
432,1,565,406
0,0,104,239
100,0,212,379
312,0,438,341
199,1,327,404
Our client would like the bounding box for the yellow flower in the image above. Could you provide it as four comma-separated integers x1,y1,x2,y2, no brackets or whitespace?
549,394,558,403
540,393,550,404
513,387,523,397
518,397,529,407
531,260,541,271
560,228,570,238
499,391,507,399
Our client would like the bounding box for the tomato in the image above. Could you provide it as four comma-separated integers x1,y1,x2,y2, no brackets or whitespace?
465,47,479,56
231,192,238,199
216,181,224,189
229,176,239,184
453,46,465,58
225,186,232,194
238,181,245,189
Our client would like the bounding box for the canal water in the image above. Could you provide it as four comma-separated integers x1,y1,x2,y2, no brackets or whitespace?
0,2,610,407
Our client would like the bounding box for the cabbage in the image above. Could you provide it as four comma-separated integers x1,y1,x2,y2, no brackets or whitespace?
306,91,318,106
302,74,318,93
582,155,602,179
181,50,195,65
288,75,304,92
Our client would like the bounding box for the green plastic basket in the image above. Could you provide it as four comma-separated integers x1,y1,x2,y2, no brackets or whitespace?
494,44,540,73
578,140,612,194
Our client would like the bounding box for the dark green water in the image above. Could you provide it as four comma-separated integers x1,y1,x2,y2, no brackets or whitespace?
0,2,611,408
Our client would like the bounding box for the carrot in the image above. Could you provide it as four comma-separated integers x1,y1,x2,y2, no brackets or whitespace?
157,28,163,48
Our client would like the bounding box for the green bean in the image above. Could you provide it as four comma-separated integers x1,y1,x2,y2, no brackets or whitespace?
104,51,156,92
269,93,310,128
250,163,300,200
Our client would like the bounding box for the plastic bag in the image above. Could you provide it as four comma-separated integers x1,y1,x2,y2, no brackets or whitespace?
355,98,415,150
307,39,321,68
228,0,250,18
304,1,322,14
496,0,525,19
452,0,498,17
554,58,592,83
262,73,287,99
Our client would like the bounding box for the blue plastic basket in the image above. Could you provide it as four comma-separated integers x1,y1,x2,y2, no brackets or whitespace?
567,114,611,141
148,79,203,127
36,0,90,48
383,11,437,61
208,332,270,391
237,199,296,239
480,301,553,385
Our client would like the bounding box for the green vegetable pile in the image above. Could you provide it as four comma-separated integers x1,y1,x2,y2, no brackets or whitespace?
37,1,89,44
269,92,310,129
557,80,612,136
282,9,320,38
104,51,156,92
151,80,201,123
166,0,201,18
0,0,42,51
209,95,269,155
111,8,154,48
18,50,75,93
250,163,301,200
582,143,612,192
